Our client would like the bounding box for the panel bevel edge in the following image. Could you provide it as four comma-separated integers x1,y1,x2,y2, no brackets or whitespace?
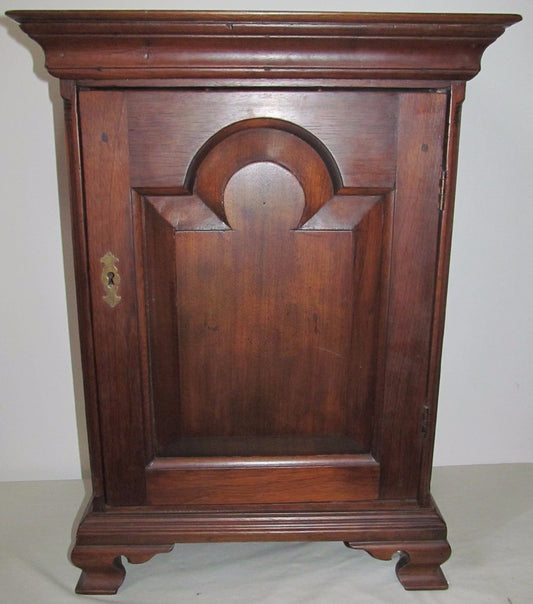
299,193,385,231
142,194,230,232
184,116,344,193
133,192,191,456
131,191,156,463
368,189,396,469
340,193,391,454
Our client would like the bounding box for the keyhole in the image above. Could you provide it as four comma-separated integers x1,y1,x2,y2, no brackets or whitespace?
107,271,115,287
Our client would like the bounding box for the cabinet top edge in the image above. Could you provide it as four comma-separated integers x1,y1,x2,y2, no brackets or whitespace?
7,10,521,84
6,10,522,29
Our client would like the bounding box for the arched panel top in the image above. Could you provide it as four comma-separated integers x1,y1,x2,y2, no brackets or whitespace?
224,162,305,232
190,119,342,227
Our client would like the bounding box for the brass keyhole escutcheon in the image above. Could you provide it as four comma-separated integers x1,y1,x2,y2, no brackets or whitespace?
100,252,121,308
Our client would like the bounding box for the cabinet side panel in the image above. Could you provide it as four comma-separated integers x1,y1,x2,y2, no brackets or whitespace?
419,83,466,504
61,81,104,501
376,92,447,500
79,91,146,505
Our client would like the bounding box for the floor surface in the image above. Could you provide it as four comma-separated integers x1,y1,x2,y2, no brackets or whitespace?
1,464,532,603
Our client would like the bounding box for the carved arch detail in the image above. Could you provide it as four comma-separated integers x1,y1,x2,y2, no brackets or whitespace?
187,118,343,227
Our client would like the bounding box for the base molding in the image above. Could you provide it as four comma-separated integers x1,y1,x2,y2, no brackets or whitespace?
71,498,450,593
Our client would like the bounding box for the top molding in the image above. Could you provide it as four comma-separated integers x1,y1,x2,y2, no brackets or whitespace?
7,11,521,83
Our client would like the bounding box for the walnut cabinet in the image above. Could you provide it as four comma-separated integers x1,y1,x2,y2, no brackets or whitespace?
8,10,520,594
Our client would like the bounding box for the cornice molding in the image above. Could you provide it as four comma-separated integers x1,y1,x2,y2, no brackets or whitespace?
7,11,521,83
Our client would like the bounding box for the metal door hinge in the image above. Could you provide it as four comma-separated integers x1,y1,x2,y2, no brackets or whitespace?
421,405,430,437
438,170,448,211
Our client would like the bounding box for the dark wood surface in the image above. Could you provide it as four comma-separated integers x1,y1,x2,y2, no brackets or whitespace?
146,453,380,505
375,92,447,500
79,91,147,506
60,81,105,507
77,87,448,508
8,9,520,595
7,10,521,82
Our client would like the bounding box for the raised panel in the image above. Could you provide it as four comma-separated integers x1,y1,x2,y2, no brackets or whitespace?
137,119,390,463
176,161,350,439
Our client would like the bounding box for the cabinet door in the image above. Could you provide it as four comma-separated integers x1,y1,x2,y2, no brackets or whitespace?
79,89,446,506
